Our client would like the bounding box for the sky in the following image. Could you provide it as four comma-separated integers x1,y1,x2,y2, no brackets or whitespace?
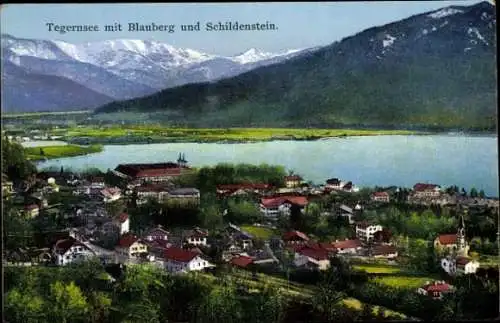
1,1,488,56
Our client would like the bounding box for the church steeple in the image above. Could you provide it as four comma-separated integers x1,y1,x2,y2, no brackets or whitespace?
456,211,468,256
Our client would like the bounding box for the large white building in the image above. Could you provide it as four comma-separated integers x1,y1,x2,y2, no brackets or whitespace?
355,222,383,243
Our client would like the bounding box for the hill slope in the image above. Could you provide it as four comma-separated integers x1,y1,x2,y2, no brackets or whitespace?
95,2,497,130
1,62,114,113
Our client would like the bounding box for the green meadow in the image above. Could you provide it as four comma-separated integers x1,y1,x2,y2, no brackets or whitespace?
24,144,103,161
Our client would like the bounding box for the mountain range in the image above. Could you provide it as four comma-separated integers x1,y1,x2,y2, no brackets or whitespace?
1,34,314,112
96,1,497,130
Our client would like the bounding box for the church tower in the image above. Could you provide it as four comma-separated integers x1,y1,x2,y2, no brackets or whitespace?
177,153,187,168
456,210,469,257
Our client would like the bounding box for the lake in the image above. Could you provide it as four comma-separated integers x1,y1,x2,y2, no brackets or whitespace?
34,135,499,197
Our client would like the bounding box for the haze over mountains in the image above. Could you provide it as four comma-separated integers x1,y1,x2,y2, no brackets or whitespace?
96,1,497,130
1,34,313,112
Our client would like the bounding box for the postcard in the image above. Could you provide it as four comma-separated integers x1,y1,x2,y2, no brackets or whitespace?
1,1,498,322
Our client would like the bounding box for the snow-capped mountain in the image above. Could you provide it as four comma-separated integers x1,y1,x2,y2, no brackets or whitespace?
1,34,314,112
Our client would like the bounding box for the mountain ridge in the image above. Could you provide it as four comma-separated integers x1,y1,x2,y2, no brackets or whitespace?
95,1,497,130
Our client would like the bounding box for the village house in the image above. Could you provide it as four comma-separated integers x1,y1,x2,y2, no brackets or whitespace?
82,241,118,265
24,204,40,217
342,181,360,193
183,227,209,247
325,178,343,190
89,176,106,189
283,230,310,246
434,233,469,256
441,256,480,275
284,175,302,188
335,204,355,224
259,195,308,217
167,188,201,206
144,225,170,242
136,184,171,205
112,213,130,235
355,221,383,243
159,246,214,273
230,255,254,269
371,191,390,203
331,239,363,255
417,281,454,299
216,183,272,198
115,233,148,263
370,244,398,259
294,247,331,270
412,183,441,198
101,187,122,203
52,237,96,266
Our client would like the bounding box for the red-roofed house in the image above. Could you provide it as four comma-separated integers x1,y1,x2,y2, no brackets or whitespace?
260,196,309,217
294,247,331,270
370,244,398,259
52,237,96,266
283,231,310,245
413,183,441,198
284,175,302,188
331,239,363,255
230,255,254,268
434,233,470,255
114,162,191,183
160,246,214,273
371,191,390,203
417,281,454,299
115,233,148,263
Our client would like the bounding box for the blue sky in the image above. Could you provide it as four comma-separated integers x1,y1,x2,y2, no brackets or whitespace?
1,1,486,56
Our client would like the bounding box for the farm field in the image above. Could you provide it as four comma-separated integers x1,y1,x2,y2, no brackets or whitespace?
353,264,403,274
370,275,437,290
24,144,103,161
38,125,420,144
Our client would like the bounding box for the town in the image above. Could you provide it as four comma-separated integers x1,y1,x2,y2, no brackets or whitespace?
3,136,499,321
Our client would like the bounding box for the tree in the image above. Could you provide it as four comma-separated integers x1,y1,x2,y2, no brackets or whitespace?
470,188,478,198
40,148,45,156
312,285,345,321
196,285,242,323
479,190,485,198
47,281,89,323
5,288,46,323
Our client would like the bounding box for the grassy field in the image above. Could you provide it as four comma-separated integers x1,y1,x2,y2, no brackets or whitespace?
56,125,419,143
353,264,403,274
479,254,500,267
24,144,103,161
370,275,436,289
240,225,278,240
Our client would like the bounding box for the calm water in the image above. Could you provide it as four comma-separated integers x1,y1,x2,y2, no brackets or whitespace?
35,135,499,197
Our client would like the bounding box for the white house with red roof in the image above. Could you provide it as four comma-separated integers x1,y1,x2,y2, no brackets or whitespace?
260,196,308,217
159,246,214,273
294,247,331,270
412,183,441,198
331,239,363,255
371,191,390,203
52,237,96,266
417,281,454,299
115,233,148,263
